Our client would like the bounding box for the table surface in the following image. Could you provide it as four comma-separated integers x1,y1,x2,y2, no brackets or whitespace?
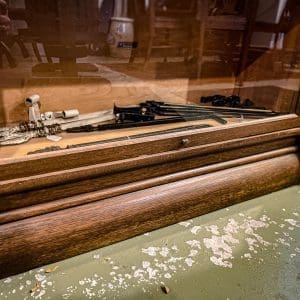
0,185,299,300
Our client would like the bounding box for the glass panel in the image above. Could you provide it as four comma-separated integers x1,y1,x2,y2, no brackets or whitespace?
0,0,299,157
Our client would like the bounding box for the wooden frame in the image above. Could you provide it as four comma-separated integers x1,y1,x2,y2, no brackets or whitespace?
0,114,299,278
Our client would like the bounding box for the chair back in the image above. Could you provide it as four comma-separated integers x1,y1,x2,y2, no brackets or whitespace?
25,0,100,44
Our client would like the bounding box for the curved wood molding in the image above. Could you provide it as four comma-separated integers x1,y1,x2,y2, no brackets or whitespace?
0,131,298,212
0,153,299,278
0,146,298,224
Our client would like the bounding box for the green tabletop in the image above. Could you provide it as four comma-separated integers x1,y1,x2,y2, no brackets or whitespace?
1,186,300,300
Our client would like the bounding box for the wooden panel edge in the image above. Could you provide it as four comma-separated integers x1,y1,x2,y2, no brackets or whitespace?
0,114,299,180
0,152,299,278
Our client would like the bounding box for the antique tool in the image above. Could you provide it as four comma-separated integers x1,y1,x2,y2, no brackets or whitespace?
67,113,227,133
26,94,42,122
114,104,155,123
113,103,151,115
0,95,115,146
142,100,279,118
28,124,212,155
200,95,267,110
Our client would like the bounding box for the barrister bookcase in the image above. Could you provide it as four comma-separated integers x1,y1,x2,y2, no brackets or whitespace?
0,0,299,278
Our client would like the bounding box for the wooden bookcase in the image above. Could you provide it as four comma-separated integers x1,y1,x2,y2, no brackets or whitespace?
0,0,299,279
0,114,299,278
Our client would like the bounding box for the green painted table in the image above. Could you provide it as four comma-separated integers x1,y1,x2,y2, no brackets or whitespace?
1,186,300,300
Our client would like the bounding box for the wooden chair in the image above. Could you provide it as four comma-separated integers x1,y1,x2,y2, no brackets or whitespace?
252,0,298,69
130,0,198,67
24,0,100,75
254,0,296,49
0,0,16,68
196,0,259,83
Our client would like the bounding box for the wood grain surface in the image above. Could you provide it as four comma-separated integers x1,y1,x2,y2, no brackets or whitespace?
0,134,297,212
0,114,299,181
0,146,297,224
0,153,299,279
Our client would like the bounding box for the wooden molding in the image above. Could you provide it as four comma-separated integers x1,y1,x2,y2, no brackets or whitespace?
0,152,299,278
1,114,299,180
0,130,298,212
0,145,297,224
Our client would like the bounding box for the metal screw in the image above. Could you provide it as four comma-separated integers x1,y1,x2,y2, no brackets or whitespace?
181,138,190,147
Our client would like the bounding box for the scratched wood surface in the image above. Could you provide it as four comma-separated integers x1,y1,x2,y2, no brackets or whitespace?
0,152,299,279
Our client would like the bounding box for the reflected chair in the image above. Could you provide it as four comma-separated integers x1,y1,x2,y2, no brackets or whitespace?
25,0,100,76
252,0,298,70
0,0,16,67
130,0,198,67
196,0,259,83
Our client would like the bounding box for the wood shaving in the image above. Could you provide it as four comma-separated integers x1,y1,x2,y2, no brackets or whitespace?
45,266,59,273
30,282,40,293
160,284,170,294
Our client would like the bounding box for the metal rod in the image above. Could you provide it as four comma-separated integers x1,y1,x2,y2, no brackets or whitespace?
28,124,212,155
66,115,227,133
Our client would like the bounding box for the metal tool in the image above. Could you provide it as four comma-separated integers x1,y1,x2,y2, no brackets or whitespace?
67,113,227,133
0,95,115,146
28,124,212,155
141,100,280,118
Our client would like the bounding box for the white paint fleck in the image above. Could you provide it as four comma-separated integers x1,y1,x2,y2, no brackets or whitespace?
206,225,220,235
184,258,194,267
171,245,179,251
186,240,201,249
142,261,151,269
189,249,198,257
244,253,252,259
285,219,298,226
91,280,97,287
190,226,201,235
34,290,45,299
3,278,12,284
133,269,145,279
146,267,158,279
26,280,31,285
155,263,168,271
35,274,46,282
204,234,238,268
224,219,239,234
93,254,100,259
79,281,85,286
164,273,172,279
210,256,232,268
159,247,169,257
178,221,192,227
142,247,159,256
